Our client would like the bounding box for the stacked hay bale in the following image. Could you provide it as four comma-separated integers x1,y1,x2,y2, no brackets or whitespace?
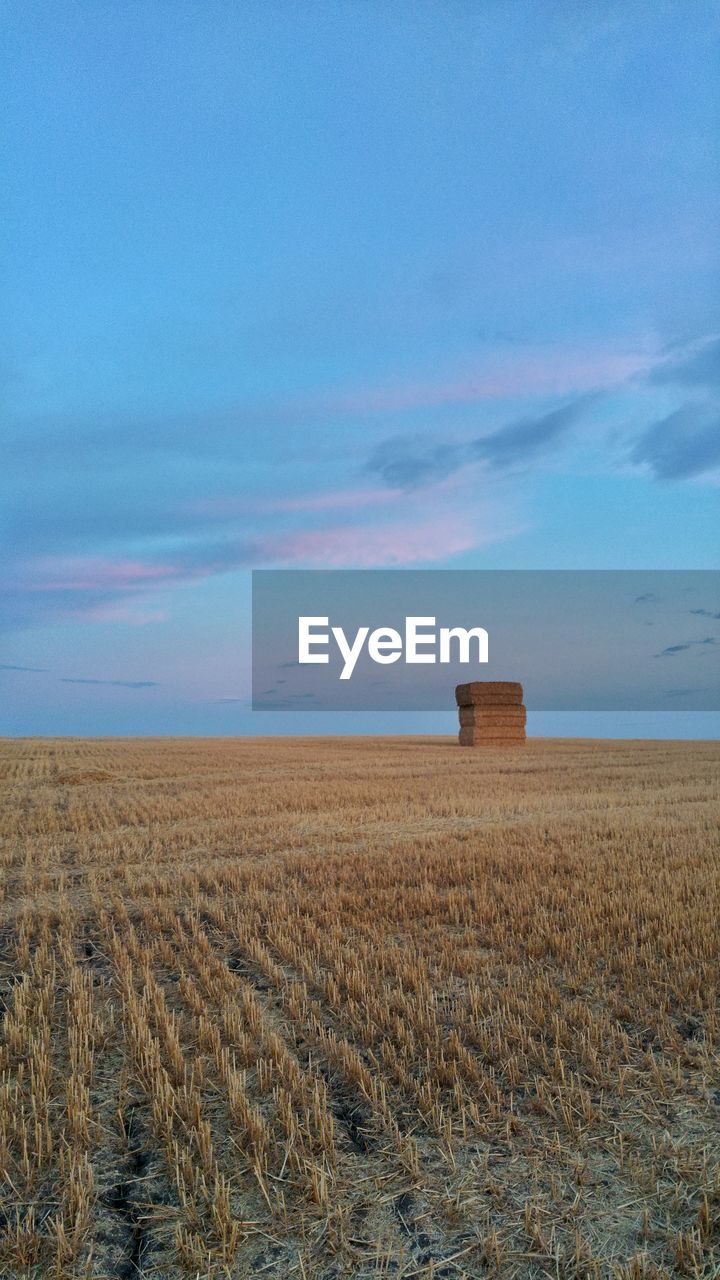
455,681,526,746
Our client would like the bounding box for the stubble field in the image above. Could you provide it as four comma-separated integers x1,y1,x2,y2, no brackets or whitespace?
0,735,718,1280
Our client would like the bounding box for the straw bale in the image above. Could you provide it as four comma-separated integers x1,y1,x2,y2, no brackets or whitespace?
455,681,523,707
458,706,526,727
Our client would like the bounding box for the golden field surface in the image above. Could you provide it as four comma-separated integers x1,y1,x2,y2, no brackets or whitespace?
0,735,718,1280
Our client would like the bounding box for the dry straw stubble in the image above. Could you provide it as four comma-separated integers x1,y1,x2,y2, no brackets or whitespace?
0,734,718,1278
458,727,526,745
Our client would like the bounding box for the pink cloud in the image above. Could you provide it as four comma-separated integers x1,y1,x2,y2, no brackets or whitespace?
264,486,401,513
259,516,493,568
190,486,399,518
71,602,170,625
321,349,652,415
9,475,518,615
25,556,179,593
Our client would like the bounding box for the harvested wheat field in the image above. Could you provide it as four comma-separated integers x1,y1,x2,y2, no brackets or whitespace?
0,736,718,1280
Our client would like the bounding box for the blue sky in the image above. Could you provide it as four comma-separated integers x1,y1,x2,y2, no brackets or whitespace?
2,1,719,736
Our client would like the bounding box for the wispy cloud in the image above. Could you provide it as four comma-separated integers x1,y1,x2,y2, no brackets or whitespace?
367,398,591,489
631,406,720,481
4,343,651,473
60,678,159,688
71,602,170,625
257,514,487,567
9,328,714,648
366,440,463,490
2,544,258,631
648,335,720,388
472,398,592,469
326,348,649,415
0,663,48,672
2,662,160,688
26,557,180,593
690,607,720,619
1,481,518,639
255,691,320,708
655,637,717,657
191,487,399,517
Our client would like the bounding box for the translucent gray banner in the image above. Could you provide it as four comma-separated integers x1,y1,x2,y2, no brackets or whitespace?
252,570,720,711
